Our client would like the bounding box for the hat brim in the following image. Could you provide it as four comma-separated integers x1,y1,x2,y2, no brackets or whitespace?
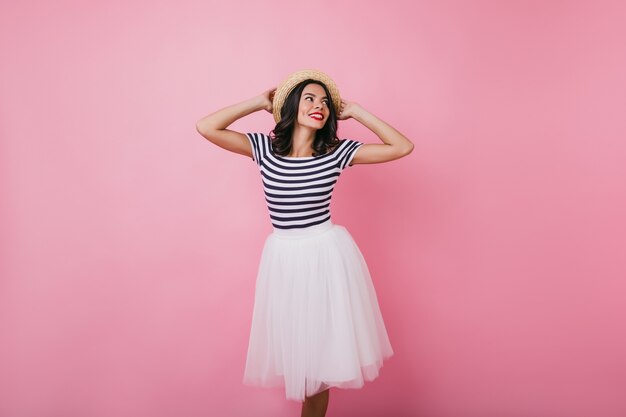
272,69,341,124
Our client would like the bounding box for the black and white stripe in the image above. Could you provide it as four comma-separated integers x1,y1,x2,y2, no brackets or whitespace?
246,132,363,230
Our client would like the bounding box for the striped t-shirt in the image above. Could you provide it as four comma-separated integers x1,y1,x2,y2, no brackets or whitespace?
245,132,364,230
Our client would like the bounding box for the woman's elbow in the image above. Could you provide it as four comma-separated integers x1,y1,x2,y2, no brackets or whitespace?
402,142,414,156
196,119,218,137
195,122,217,142
196,119,211,134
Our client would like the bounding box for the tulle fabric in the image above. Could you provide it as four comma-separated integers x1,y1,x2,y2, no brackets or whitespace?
243,219,394,402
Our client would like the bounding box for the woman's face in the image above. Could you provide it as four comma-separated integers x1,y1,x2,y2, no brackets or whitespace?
296,83,330,129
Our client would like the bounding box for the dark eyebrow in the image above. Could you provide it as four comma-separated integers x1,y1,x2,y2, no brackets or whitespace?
303,93,328,99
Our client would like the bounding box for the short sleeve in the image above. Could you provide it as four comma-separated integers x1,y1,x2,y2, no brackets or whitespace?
338,139,364,169
245,132,267,167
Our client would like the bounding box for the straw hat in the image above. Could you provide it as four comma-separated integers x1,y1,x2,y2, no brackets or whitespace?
272,69,342,124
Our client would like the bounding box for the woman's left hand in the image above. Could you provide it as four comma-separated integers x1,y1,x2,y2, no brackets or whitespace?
337,99,361,121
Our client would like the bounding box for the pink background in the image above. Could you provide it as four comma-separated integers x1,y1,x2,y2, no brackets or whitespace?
2,1,625,416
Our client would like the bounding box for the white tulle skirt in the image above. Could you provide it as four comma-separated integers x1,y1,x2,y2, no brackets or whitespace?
243,219,394,402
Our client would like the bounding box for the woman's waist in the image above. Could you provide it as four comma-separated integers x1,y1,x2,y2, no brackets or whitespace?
271,218,334,238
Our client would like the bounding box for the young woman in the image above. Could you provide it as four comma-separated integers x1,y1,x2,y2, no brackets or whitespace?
196,69,413,417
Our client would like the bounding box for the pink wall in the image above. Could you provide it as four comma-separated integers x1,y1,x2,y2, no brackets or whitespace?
2,1,625,416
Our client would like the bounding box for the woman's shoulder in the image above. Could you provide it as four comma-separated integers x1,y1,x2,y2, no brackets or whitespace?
331,138,361,153
327,140,341,152
247,132,272,142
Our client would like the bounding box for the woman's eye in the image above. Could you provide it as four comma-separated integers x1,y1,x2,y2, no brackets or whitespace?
305,97,328,105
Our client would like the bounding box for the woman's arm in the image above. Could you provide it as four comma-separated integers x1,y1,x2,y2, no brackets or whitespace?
195,89,275,158
339,100,414,164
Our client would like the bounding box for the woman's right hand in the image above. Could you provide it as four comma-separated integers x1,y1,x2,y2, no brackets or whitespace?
259,88,277,113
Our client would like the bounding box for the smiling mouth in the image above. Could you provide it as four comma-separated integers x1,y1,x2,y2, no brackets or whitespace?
309,114,323,120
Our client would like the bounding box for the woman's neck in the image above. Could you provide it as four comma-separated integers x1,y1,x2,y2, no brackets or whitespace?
289,125,317,157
